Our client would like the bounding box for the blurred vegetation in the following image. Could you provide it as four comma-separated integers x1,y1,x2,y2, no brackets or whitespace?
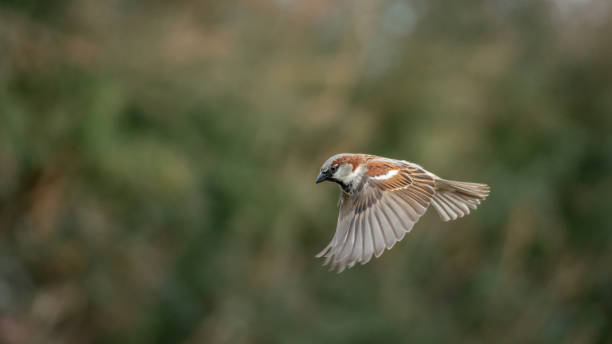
1,0,612,343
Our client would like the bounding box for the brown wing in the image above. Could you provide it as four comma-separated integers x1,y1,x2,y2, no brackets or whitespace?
316,161,436,272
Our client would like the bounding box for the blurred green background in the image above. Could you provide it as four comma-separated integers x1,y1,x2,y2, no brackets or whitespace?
1,0,611,343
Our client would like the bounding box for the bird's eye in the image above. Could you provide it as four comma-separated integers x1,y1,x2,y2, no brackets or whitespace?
330,165,338,173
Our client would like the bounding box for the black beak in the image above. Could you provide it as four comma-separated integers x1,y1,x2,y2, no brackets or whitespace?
315,170,331,184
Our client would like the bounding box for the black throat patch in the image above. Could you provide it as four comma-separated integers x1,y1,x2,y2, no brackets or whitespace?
332,178,352,194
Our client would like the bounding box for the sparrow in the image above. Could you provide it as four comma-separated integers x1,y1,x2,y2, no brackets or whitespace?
315,153,490,272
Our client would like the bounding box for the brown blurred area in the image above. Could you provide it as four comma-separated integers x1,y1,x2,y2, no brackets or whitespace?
1,0,612,343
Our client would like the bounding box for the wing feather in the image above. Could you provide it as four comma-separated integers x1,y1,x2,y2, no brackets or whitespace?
393,192,425,219
347,213,364,267
375,206,396,249
387,194,418,225
367,208,386,258
374,210,394,250
430,198,452,221
361,210,375,265
338,218,356,265
446,193,470,214
439,193,465,218
435,195,458,220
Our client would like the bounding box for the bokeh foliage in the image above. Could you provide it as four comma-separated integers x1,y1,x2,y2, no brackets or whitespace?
1,0,611,343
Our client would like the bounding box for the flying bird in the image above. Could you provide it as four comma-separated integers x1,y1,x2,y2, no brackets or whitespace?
315,153,490,272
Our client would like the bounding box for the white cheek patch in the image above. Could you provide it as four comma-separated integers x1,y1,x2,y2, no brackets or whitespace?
371,169,399,180
346,165,364,181
334,165,363,184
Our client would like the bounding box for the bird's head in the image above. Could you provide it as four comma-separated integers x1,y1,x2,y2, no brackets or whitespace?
316,153,365,187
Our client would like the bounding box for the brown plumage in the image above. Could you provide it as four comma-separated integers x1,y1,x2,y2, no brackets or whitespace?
315,153,490,272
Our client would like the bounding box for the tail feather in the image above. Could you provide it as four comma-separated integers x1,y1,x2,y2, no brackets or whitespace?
431,179,490,222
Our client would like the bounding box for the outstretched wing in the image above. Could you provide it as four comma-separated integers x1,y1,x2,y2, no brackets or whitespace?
316,160,436,272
